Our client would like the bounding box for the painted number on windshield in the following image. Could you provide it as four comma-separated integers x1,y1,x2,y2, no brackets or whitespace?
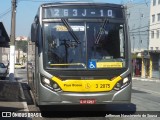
96,84,110,88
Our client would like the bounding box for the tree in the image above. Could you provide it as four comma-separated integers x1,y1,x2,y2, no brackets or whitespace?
16,40,28,53
15,40,28,63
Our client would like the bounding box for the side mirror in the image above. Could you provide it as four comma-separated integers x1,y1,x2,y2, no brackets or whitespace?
31,23,38,42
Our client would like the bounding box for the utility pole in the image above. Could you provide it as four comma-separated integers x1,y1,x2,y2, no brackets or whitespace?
9,0,17,81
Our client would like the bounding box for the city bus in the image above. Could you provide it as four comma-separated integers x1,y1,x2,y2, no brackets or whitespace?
27,2,132,106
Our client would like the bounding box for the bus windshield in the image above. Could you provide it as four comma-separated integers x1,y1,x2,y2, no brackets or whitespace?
43,21,125,69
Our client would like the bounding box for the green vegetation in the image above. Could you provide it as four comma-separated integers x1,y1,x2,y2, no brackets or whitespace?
15,40,28,63
16,40,28,53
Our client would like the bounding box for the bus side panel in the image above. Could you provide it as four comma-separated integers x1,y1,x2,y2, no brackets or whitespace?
27,41,35,90
112,82,132,103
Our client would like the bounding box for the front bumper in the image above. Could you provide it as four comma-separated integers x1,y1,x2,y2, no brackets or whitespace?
37,82,131,105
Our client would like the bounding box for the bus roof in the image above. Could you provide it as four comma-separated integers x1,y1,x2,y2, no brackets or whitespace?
41,2,124,8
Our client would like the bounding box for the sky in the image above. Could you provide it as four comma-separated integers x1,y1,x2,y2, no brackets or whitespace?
0,0,147,37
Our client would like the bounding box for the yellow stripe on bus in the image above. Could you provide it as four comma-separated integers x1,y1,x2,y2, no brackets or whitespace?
51,76,122,92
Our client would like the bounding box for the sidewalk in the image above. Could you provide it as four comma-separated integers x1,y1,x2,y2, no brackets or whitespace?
133,76,160,82
0,77,27,113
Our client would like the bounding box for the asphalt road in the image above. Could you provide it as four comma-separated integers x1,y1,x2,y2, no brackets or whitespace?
15,69,160,120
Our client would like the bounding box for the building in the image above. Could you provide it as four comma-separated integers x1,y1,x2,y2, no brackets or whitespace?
16,36,28,41
1,35,28,65
148,0,160,78
126,2,150,77
0,22,10,64
15,36,28,64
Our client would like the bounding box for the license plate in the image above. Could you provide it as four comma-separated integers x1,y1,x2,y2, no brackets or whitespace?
80,99,96,104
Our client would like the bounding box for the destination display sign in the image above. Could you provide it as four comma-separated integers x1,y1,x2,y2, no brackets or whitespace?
43,7,123,19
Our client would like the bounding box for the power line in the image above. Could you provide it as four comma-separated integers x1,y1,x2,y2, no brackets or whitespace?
130,27,160,33
0,8,11,19
129,22,160,32
18,0,54,2
124,0,150,8
128,15,150,22
0,0,23,19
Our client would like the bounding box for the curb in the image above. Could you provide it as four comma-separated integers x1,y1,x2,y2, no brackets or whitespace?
15,72,26,101
18,82,26,101
132,77,160,83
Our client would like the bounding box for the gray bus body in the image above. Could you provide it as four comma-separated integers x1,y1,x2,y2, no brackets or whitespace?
27,2,132,106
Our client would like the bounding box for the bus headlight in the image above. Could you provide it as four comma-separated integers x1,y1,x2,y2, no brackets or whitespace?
114,81,123,90
53,83,58,89
43,78,51,85
114,76,130,91
52,83,61,91
41,76,61,92
123,77,129,84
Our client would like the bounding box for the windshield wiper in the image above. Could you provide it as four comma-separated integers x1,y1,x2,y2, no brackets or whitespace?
95,19,109,44
61,19,81,44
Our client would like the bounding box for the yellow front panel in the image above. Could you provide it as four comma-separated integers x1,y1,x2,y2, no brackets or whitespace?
51,76,122,92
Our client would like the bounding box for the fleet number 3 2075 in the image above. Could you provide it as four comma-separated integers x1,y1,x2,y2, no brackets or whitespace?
96,84,110,88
